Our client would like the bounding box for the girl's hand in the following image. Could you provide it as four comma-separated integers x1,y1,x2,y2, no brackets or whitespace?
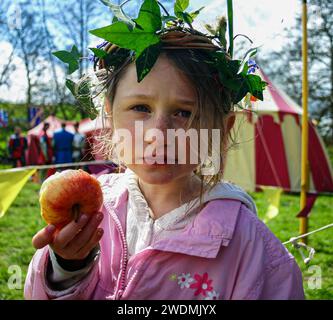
32,212,104,261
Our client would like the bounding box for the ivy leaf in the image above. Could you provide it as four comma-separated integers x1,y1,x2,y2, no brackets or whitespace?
174,1,203,27
90,21,160,58
232,78,249,104
89,47,108,59
53,45,81,74
66,79,98,120
90,0,161,57
174,0,189,17
136,41,162,82
179,12,194,25
189,6,204,20
99,0,135,29
133,0,162,32
245,74,267,101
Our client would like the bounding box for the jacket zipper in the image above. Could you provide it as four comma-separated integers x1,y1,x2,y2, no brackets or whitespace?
109,209,128,300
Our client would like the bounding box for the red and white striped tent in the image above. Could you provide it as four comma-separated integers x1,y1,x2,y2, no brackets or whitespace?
224,70,333,194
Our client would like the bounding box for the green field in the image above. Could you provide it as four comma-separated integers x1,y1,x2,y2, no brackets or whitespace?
0,154,332,299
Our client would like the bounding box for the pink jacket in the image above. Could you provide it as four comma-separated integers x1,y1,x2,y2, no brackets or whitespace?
24,173,305,300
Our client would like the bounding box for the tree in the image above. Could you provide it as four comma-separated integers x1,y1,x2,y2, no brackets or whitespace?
259,0,333,143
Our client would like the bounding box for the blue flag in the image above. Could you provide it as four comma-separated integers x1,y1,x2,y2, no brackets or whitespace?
0,109,9,127
28,106,42,127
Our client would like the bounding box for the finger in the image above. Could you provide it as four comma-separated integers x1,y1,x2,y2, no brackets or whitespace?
53,214,90,249
32,225,56,249
75,228,104,260
66,213,103,253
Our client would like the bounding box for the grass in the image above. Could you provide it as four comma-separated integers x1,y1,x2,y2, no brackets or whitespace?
0,146,332,299
0,179,332,300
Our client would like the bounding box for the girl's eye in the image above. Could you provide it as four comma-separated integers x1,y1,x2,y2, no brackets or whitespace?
131,105,151,113
175,110,192,118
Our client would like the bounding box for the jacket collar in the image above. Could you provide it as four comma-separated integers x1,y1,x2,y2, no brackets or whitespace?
107,184,242,259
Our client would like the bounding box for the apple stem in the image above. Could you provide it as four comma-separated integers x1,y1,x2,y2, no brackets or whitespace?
72,203,81,222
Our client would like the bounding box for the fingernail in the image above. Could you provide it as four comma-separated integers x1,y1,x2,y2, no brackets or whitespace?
46,225,55,233
96,213,103,221
97,228,104,236
78,214,88,223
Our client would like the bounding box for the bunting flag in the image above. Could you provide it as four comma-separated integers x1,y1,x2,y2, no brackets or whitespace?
260,186,283,223
296,193,318,218
0,168,37,218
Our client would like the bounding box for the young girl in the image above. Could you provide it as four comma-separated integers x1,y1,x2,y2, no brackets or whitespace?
24,19,305,300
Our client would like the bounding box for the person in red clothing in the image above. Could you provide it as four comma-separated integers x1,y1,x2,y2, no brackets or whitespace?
8,126,28,167
39,122,53,164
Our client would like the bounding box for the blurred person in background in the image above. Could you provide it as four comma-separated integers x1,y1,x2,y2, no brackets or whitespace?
53,122,74,164
40,122,53,164
8,126,28,167
72,121,85,163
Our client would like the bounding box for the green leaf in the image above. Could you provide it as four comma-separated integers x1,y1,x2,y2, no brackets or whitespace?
89,47,108,59
232,79,249,104
53,45,81,74
181,12,194,25
90,0,161,58
135,41,162,82
134,0,162,32
65,79,98,120
227,0,233,58
174,0,189,16
245,74,267,101
65,78,77,98
99,0,135,29
189,6,204,20
90,21,160,58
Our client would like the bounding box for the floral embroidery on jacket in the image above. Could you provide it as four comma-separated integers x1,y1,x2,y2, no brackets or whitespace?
190,272,213,296
170,272,219,299
204,290,220,300
177,273,194,289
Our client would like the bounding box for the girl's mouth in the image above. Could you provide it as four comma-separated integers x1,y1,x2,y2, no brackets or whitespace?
141,156,177,165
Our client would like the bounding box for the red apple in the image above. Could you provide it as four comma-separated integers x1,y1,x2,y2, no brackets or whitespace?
39,169,103,229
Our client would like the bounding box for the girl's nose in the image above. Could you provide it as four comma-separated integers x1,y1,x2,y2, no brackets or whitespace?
144,114,172,144
154,114,172,131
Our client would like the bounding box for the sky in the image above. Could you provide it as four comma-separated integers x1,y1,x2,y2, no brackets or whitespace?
0,0,301,104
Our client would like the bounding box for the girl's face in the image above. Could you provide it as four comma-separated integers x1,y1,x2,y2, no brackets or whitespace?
109,55,199,185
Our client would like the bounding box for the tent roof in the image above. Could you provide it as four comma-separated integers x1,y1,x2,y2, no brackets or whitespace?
27,116,75,137
27,115,104,137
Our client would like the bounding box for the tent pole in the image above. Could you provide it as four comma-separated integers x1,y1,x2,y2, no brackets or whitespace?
300,0,309,244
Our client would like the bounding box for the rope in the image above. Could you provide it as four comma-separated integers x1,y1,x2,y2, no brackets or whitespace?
283,223,333,245
0,160,116,172
283,223,333,265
